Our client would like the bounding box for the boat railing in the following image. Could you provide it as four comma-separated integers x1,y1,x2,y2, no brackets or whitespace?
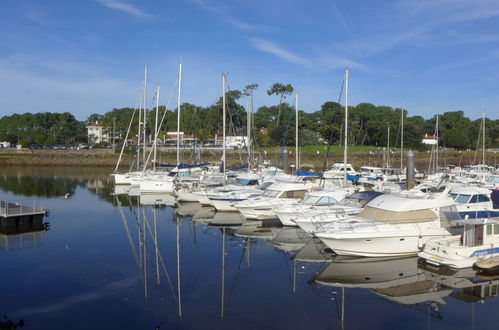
311,208,347,232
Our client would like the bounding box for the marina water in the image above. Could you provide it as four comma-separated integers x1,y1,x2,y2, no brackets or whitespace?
1,166,498,329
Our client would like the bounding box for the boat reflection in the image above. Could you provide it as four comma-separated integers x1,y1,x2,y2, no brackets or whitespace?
270,227,312,254
314,256,452,307
292,238,335,263
139,193,175,206
420,262,499,303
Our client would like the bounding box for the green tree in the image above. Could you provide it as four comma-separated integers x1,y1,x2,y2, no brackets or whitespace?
267,83,294,127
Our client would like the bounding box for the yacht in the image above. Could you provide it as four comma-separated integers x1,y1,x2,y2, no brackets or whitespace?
316,192,457,257
322,163,357,179
294,191,383,234
274,189,352,226
448,186,499,218
419,214,499,269
233,182,317,220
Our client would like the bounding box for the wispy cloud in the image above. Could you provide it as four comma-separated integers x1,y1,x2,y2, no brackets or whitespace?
188,0,265,31
250,37,368,72
250,38,311,66
96,0,151,18
400,0,499,23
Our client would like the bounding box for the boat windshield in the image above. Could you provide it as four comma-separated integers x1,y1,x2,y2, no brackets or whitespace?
258,182,274,191
358,206,438,223
300,196,321,205
455,194,472,204
262,190,281,198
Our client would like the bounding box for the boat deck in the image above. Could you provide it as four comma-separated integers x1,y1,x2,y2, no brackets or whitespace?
0,200,48,220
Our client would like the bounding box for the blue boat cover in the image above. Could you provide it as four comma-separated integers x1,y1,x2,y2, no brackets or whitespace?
296,169,320,177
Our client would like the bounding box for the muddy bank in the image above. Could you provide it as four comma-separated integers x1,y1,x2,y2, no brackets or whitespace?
0,148,494,171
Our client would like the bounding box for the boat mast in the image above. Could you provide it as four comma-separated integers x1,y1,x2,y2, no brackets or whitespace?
246,98,251,169
483,110,486,165
387,126,390,167
222,74,227,182
143,65,148,168
343,69,349,184
295,93,299,173
400,109,404,170
436,115,439,171
137,92,142,171
153,84,160,171
177,63,182,165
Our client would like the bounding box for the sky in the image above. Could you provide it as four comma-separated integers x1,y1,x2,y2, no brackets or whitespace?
0,0,498,121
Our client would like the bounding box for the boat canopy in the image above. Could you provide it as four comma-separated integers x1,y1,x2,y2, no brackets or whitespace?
358,206,438,224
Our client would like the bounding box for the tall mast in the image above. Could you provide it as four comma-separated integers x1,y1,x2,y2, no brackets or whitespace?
222,74,226,182
153,84,160,171
247,97,251,168
143,65,148,167
387,126,390,167
295,93,299,173
400,109,404,170
483,110,486,165
343,69,349,184
436,115,439,170
137,92,142,171
177,63,182,165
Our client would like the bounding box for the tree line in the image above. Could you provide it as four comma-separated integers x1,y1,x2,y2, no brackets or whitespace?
0,83,497,149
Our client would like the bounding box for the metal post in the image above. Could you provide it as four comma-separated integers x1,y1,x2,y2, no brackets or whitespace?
406,150,415,190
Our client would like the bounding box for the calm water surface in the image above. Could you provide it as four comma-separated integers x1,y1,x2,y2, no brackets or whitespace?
0,166,498,329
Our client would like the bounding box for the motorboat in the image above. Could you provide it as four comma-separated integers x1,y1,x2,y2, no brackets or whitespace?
448,186,499,218
233,182,317,220
274,188,352,226
322,163,357,179
294,191,383,234
316,191,457,257
419,214,499,269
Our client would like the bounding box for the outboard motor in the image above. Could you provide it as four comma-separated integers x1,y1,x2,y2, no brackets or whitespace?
492,188,499,209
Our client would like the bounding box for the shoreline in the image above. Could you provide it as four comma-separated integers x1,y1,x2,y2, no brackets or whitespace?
0,148,496,170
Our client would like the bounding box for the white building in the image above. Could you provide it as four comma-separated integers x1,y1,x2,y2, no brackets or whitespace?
422,133,437,145
0,141,11,148
86,122,108,144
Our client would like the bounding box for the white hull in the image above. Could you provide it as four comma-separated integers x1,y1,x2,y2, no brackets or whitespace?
176,190,200,203
139,180,175,193
193,192,212,206
317,233,450,257
236,206,275,219
275,211,298,226
210,198,241,212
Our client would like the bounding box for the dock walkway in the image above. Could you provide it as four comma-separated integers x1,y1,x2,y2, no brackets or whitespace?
0,200,48,220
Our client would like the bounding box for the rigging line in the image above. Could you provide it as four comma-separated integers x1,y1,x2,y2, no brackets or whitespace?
142,77,179,171
320,78,345,185
116,196,142,273
143,206,178,301
226,236,247,306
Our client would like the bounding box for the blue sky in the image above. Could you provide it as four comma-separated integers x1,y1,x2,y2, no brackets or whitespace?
0,0,498,120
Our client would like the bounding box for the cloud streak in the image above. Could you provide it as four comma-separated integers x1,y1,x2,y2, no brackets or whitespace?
96,0,151,18
188,0,265,31
251,38,311,66
250,38,367,72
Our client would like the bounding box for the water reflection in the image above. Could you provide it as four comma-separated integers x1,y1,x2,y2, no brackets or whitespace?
0,215,49,251
2,166,499,329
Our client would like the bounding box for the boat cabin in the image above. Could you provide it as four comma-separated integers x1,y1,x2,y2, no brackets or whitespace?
449,187,499,218
299,189,350,206
260,182,312,199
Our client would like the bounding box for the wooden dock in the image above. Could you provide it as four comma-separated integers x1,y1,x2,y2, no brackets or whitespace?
0,200,48,222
